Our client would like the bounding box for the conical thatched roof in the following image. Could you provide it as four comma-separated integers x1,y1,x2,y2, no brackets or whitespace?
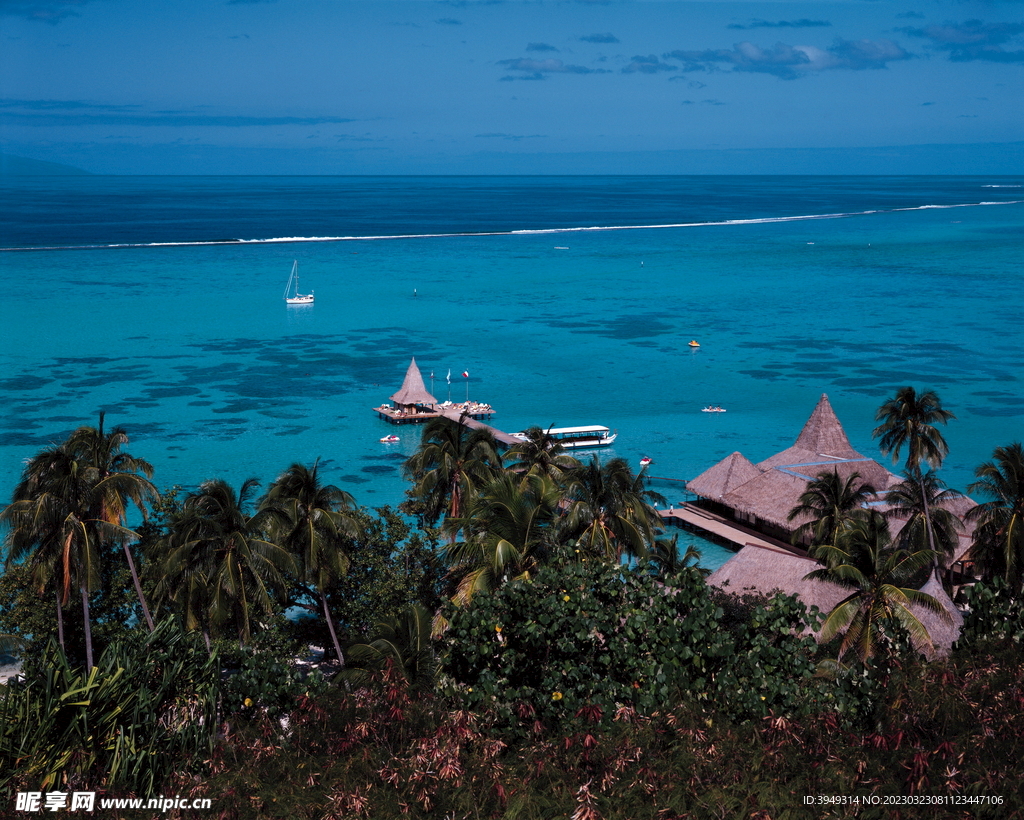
707,545,848,616
913,575,964,658
759,394,865,469
687,452,763,500
390,357,437,406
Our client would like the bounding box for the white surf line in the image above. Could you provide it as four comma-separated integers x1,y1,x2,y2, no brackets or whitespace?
2,199,1021,253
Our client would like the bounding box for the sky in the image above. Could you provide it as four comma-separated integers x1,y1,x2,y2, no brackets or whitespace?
1,0,1022,174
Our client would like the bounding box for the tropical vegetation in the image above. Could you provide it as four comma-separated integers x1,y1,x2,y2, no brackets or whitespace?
2,396,1023,819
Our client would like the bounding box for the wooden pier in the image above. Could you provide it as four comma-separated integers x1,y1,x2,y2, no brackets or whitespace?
374,402,495,425
660,503,803,556
438,407,522,447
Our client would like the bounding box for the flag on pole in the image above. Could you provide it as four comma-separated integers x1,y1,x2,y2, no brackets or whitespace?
462,371,469,378
446,369,451,384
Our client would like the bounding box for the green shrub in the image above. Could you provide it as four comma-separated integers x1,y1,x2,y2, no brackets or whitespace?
441,560,826,733
0,618,217,794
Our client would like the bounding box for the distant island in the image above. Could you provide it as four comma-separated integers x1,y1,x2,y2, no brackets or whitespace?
0,153,91,176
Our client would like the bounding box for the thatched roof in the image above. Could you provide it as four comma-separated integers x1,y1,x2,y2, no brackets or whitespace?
914,575,964,658
761,394,862,466
707,545,848,615
693,394,899,530
721,468,813,529
757,395,899,487
709,548,965,657
390,357,437,406
687,452,763,500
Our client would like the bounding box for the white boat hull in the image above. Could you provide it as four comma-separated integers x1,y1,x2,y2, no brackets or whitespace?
560,433,616,448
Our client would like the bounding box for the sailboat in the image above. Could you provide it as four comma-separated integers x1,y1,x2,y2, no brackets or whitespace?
283,260,314,305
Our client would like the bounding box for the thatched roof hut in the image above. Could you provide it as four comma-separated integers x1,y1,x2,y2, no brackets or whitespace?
722,468,813,530
687,393,901,539
707,545,848,616
759,393,864,467
390,357,437,410
913,575,964,658
709,547,964,657
687,451,762,501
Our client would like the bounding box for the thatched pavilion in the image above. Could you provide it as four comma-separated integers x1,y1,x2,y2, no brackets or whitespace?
697,394,972,656
374,358,439,423
707,545,964,658
688,394,901,542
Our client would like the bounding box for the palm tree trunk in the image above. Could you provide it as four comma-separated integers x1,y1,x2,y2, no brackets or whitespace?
80,584,94,672
321,591,345,667
122,542,155,632
920,474,940,583
55,587,65,651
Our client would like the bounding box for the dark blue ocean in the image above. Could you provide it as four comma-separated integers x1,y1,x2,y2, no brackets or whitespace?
2,176,1022,569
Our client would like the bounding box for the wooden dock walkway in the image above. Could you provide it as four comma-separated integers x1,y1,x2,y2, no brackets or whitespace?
660,504,803,556
438,408,522,447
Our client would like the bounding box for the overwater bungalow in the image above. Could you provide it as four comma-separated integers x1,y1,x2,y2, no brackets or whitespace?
694,394,973,655
374,357,497,425
374,357,440,424
688,394,901,543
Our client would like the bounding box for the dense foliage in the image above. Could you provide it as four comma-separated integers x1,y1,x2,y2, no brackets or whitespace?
442,556,823,731
2,399,1023,817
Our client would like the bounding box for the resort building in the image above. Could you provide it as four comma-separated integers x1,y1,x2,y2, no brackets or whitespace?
387,357,437,418
690,393,973,656
374,357,497,426
687,394,900,543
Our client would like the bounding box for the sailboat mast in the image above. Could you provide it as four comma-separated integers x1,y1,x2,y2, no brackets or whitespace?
284,260,298,300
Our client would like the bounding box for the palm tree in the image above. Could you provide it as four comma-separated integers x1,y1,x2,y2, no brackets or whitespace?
885,471,963,575
157,478,294,650
645,534,706,579
442,471,562,605
63,414,158,631
787,469,875,554
402,415,501,529
345,603,437,692
873,387,956,578
966,442,1024,591
504,426,580,484
805,512,949,662
1,445,104,670
558,456,665,563
259,461,363,664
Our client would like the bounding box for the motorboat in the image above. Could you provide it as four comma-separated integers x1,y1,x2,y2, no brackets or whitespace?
701,406,726,413
380,435,400,443
639,457,652,467
510,425,617,449
688,340,700,347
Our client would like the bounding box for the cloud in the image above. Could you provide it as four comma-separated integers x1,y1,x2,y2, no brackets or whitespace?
0,101,357,127
497,58,611,79
622,54,677,74
435,17,462,26
897,19,1024,62
664,38,911,79
727,19,831,31
580,32,619,44
0,0,91,23
526,42,559,52
896,12,925,21
681,99,725,105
